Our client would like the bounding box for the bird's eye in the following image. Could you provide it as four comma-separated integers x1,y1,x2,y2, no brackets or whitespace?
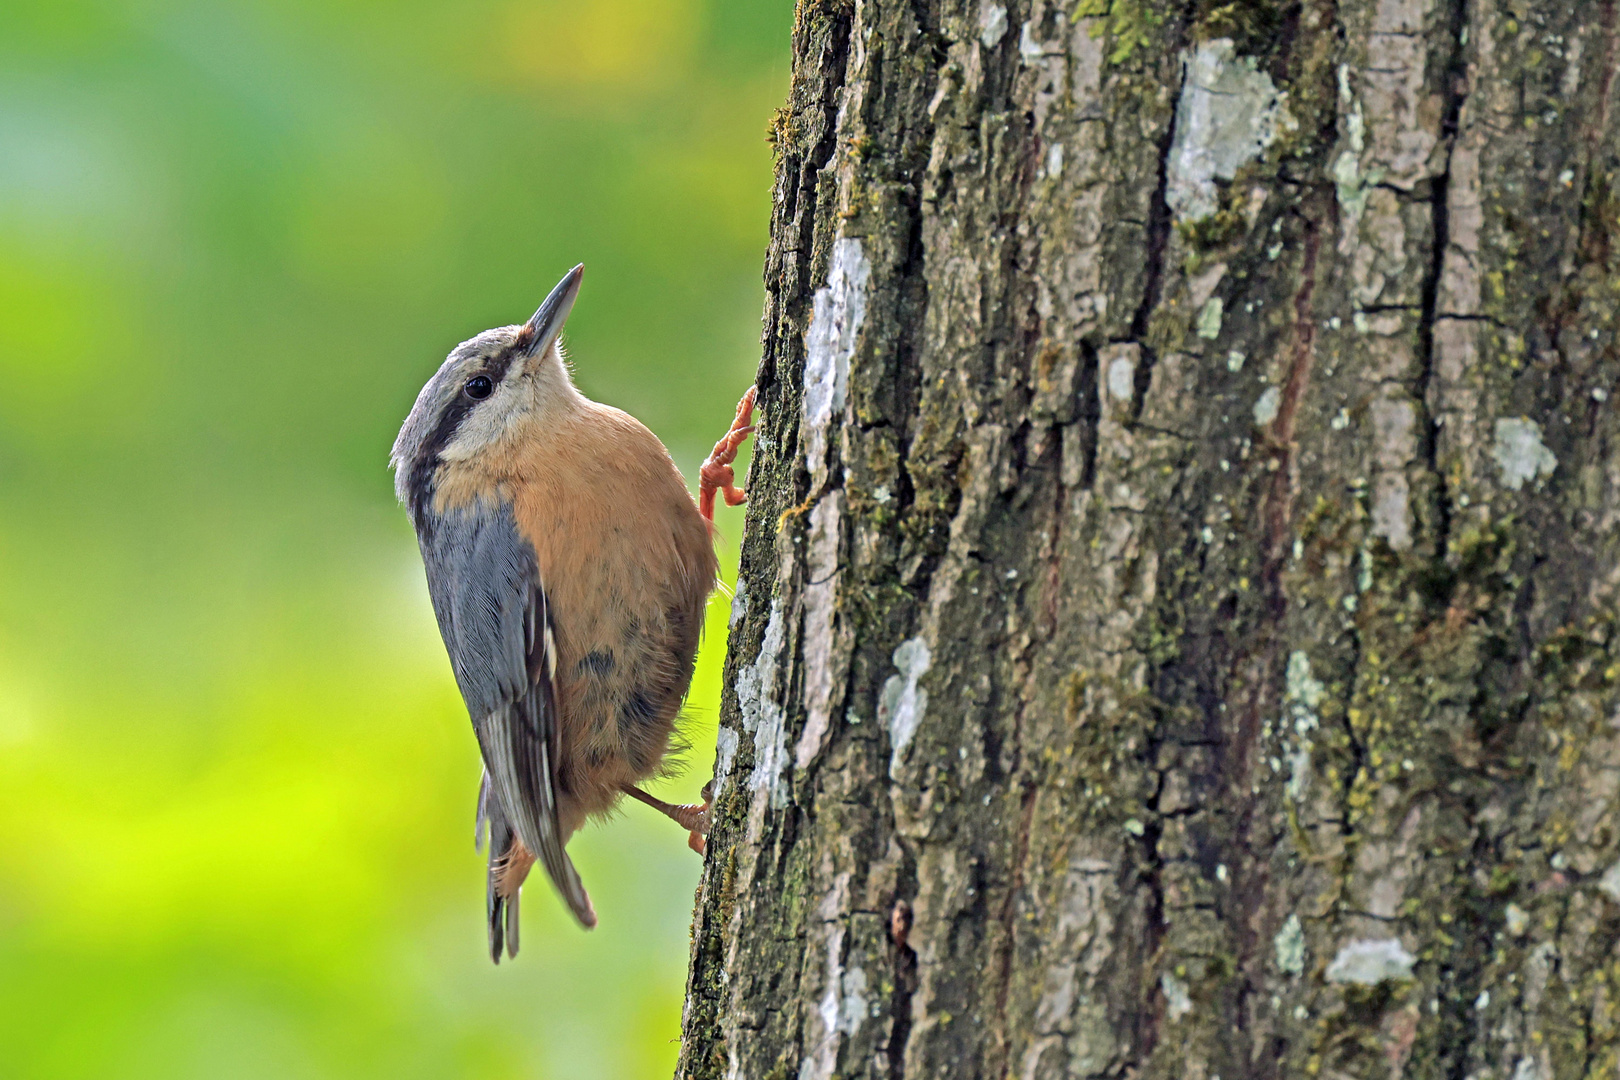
464,375,494,400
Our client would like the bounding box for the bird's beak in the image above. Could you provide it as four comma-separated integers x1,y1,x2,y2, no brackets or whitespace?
521,263,584,360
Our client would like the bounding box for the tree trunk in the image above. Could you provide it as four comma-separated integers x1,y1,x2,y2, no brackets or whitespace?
678,1,1620,1077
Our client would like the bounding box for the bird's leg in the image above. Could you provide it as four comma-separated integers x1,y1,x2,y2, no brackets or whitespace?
699,386,757,523
624,783,712,855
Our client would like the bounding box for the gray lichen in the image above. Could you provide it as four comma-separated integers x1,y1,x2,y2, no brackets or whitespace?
802,238,871,490
1597,860,1620,903
1253,386,1282,427
1324,940,1416,986
1160,973,1193,1021
978,3,1007,49
1275,914,1305,977
1491,417,1557,491
879,637,932,775
1167,39,1293,223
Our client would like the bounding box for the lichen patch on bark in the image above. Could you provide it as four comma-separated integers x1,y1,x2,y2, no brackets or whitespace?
1168,38,1294,223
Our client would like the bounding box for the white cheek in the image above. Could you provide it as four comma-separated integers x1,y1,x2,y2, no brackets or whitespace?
440,382,527,461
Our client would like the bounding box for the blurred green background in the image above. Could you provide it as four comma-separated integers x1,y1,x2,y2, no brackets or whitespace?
0,0,789,1075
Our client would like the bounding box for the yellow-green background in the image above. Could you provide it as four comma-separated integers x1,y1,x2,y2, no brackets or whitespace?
0,1,788,1075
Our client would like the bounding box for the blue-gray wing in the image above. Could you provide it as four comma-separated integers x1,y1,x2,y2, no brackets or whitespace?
416,498,594,928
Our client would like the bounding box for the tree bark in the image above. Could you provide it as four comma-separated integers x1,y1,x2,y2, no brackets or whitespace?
678,1,1620,1078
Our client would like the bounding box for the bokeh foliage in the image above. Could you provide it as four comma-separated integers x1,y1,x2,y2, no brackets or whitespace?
0,0,788,1075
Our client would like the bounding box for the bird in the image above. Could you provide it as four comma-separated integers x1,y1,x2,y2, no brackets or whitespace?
390,264,755,961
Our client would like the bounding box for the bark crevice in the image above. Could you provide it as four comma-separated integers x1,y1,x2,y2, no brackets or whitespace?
1415,0,1471,562
1123,36,1190,425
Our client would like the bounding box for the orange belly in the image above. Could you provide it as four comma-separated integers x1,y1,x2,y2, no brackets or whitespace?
508,401,717,836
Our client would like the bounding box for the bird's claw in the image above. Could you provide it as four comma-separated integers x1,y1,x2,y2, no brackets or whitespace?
665,781,713,855
685,780,713,855
625,781,713,856
699,386,756,523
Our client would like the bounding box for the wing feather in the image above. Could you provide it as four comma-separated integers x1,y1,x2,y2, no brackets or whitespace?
416,499,595,929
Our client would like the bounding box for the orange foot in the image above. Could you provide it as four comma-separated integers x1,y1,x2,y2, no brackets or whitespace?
699,386,757,523
625,783,713,855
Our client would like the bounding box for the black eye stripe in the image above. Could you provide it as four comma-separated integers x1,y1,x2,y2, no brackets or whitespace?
405,341,528,517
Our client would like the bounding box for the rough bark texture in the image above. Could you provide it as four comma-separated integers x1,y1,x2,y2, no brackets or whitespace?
678,1,1620,1078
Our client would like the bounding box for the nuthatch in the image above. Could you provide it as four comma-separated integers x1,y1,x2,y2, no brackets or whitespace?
390,265,754,960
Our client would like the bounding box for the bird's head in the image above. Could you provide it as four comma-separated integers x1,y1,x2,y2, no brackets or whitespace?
391,264,585,510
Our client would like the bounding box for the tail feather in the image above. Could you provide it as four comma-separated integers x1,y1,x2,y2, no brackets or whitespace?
480,772,523,963
487,889,522,963
475,774,491,852
487,890,509,963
